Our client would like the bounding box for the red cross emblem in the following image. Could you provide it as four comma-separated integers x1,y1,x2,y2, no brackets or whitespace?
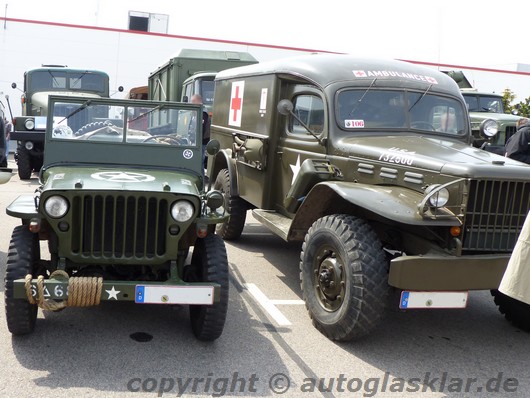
229,81,245,127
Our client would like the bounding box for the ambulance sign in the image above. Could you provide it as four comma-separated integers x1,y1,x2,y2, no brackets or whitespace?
229,81,245,127
352,70,438,85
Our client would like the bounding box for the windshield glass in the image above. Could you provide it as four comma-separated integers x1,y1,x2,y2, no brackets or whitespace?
50,100,200,148
337,89,466,135
463,94,504,113
28,70,109,96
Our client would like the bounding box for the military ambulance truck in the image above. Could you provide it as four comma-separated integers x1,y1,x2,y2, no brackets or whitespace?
148,49,258,113
208,53,530,341
10,66,111,179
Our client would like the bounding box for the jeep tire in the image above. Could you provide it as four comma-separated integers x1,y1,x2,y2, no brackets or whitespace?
5,225,39,335
213,168,247,240
188,233,229,341
16,145,32,180
300,214,389,341
492,289,530,331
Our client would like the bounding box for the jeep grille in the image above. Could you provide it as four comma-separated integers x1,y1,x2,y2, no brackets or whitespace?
71,194,168,258
505,125,517,143
463,180,530,252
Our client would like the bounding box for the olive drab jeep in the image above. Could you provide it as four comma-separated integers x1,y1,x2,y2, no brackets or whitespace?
4,95,229,341
208,53,530,341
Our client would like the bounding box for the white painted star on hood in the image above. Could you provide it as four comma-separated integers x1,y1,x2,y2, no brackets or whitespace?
106,286,120,300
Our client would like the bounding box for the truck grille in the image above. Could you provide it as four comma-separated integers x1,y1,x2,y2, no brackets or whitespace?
463,180,530,252
71,194,168,259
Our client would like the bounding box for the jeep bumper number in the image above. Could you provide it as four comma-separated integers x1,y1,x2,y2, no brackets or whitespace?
13,279,220,304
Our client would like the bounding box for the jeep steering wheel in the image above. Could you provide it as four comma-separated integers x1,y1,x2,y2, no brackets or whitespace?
142,135,187,145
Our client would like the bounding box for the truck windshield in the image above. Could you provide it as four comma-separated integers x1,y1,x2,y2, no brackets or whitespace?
50,100,200,147
337,89,466,135
27,70,109,96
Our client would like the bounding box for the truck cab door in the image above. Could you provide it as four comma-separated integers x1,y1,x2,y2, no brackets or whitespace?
273,85,328,214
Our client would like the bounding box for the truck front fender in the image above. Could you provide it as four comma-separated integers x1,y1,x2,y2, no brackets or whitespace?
210,149,240,196
289,181,460,240
6,194,39,219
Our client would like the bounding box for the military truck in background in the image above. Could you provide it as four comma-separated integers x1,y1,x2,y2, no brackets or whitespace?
4,95,229,340
10,66,113,179
208,54,530,341
148,49,258,113
443,70,522,155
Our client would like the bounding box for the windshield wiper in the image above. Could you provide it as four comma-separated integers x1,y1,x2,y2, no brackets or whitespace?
48,70,60,88
349,78,377,116
57,100,92,124
70,71,88,89
408,84,433,112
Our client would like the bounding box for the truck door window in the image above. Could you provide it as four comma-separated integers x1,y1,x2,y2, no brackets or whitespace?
291,95,324,135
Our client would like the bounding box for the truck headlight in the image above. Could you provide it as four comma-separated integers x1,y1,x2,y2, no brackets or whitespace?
425,185,449,208
171,200,194,222
24,119,35,130
479,119,498,138
44,195,69,218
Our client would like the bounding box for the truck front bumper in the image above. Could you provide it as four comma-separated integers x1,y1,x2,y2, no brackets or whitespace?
388,253,510,290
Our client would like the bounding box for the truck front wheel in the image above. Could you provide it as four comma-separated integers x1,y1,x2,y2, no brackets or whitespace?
5,225,40,335
16,145,32,180
188,234,229,341
300,214,389,341
213,168,247,240
492,289,530,331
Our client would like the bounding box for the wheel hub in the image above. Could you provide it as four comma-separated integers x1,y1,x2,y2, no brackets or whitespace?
315,254,344,311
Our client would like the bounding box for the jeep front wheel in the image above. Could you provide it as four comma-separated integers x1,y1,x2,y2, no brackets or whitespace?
188,234,229,341
300,215,389,341
5,225,40,335
213,168,246,240
491,289,530,331
16,145,32,180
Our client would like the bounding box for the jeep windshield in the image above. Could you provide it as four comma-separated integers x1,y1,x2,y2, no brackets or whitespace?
337,89,467,136
44,96,204,171
462,93,504,113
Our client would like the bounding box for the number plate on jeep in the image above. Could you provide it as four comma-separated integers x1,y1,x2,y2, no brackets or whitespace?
399,291,468,309
135,285,214,305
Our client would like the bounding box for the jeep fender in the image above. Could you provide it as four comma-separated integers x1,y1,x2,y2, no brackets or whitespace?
211,149,240,196
6,194,38,219
288,181,460,241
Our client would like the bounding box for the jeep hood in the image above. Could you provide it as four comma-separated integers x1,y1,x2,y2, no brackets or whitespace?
41,166,201,195
468,112,521,123
341,135,530,179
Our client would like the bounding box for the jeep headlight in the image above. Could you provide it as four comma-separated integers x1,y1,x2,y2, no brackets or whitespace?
171,200,194,222
44,195,69,218
479,119,498,138
425,185,449,208
24,118,35,130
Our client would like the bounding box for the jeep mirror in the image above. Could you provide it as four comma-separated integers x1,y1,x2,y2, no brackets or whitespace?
277,99,293,115
206,139,220,156
118,86,124,92
0,168,13,184
11,83,16,89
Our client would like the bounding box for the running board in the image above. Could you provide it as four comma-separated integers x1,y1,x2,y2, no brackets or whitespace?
251,209,292,242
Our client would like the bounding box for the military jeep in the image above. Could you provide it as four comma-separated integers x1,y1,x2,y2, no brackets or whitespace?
461,90,522,155
208,54,530,341
4,95,229,341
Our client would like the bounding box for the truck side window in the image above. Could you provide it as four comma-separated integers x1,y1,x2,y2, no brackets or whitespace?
291,95,324,135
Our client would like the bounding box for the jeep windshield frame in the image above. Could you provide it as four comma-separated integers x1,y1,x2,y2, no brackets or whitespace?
44,95,203,171
462,93,504,113
336,88,467,137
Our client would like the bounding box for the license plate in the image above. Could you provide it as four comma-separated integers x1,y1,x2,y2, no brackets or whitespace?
135,285,214,305
399,291,468,309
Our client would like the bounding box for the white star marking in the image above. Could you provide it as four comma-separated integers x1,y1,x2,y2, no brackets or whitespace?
290,155,302,184
106,286,120,300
